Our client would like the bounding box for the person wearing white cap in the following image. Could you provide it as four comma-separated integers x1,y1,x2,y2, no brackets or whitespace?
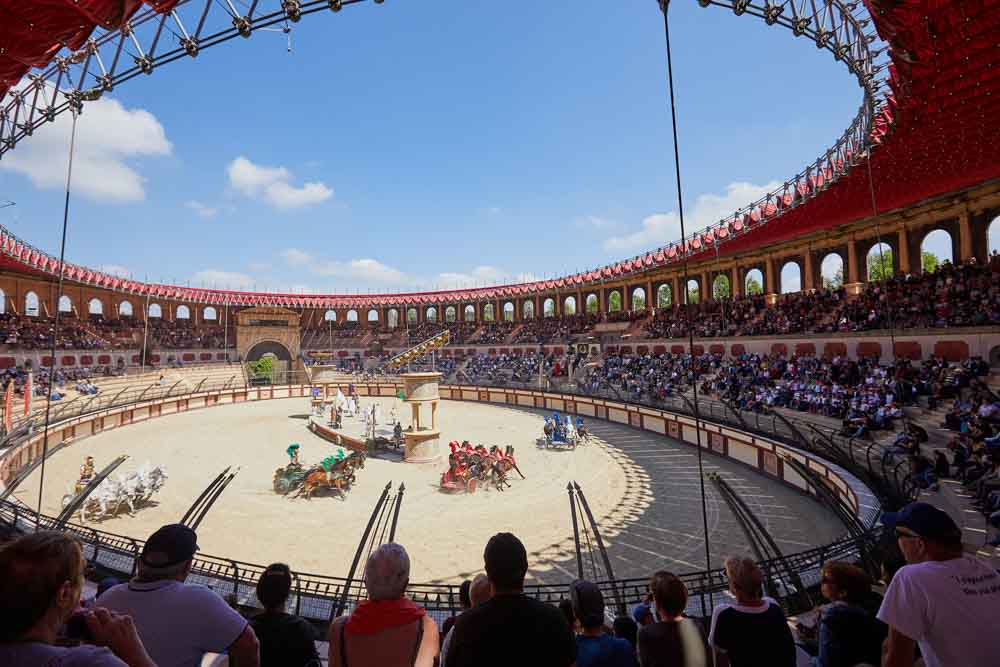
878,502,1000,667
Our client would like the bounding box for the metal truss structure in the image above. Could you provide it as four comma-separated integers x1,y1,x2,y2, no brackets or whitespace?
0,0,888,281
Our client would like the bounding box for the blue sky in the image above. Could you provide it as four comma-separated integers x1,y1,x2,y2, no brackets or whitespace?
0,0,889,294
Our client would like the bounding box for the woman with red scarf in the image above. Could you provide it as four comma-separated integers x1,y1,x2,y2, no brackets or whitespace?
328,543,439,667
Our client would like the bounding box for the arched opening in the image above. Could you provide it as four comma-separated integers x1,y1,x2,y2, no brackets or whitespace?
780,261,802,294
563,296,576,316
483,303,495,322
585,294,599,314
0,288,5,314
88,298,104,316
445,306,457,323
745,269,764,295
503,302,515,321
990,215,1000,254
464,305,476,322
426,307,437,323
387,309,399,329
522,301,535,320
324,309,337,322
712,275,731,300
346,309,359,322
176,304,190,320
543,298,555,317
921,229,952,272
25,291,40,317
656,284,671,308
608,291,622,312
202,306,216,321
120,301,135,318
630,287,646,311
407,308,418,324
148,303,162,318
367,309,379,323
820,253,844,289
58,295,73,314
684,280,700,305
867,242,894,281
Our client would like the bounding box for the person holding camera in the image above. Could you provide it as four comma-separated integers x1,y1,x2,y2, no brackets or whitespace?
0,531,157,667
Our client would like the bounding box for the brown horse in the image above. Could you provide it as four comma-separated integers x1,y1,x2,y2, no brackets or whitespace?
294,452,365,500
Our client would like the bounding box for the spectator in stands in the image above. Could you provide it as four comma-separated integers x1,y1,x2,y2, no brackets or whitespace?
559,598,577,630
445,532,575,667
632,602,653,627
0,531,156,667
440,574,491,667
441,579,471,648
637,570,706,667
570,579,637,667
612,616,638,653
708,556,795,667
878,502,1000,667
807,561,885,667
250,563,319,667
328,543,438,667
99,523,260,667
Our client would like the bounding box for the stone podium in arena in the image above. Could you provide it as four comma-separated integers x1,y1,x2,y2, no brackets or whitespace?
400,372,442,464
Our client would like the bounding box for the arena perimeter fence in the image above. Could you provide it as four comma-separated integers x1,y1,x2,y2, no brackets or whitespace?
0,374,913,623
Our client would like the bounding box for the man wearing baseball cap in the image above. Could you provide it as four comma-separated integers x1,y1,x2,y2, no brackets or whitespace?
877,502,1000,667
98,524,260,667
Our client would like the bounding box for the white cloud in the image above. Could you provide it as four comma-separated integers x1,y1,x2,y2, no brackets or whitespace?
281,248,405,284
191,269,255,289
97,264,131,278
227,156,332,210
248,261,273,272
603,180,781,253
185,200,218,219
577,215,618,230
0,95,171,202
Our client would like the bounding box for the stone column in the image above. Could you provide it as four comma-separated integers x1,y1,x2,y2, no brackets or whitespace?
959,212,974,263
845,237,863,297
897,226,911,275
803,250,815,291
764,257,778,306
731,266,743,298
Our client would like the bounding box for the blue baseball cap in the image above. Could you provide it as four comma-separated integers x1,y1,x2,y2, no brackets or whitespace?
632,602,653,624
881,502,961,543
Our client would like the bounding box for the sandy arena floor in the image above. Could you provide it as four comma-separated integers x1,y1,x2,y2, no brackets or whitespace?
14,397,844,584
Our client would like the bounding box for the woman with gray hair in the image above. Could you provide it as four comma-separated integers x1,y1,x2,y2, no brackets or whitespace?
327,543,439,667
707,557,795,667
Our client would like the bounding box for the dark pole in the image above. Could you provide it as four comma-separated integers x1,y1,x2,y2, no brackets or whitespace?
179,467,231,525
657,0,714,595
334,481,392,620
190,468,239,531
567,482,584,580
574,482,624,615
36,109,80,528
388,482,405,542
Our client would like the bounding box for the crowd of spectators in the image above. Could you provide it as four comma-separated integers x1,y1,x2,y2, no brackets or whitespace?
464,352,552,385
472,321,517,345
511,314,599,344
3,509,997,667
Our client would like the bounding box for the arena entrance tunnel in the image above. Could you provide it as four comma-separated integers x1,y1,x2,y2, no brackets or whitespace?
245,341,294,385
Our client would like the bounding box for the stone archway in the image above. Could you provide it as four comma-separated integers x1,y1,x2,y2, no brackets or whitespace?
245,340,294,362
235,307,302,380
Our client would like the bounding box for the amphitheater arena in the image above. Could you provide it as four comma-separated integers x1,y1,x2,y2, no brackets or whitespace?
1,0,1000,660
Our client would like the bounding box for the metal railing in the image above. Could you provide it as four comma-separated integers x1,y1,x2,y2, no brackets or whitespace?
0,374,909,621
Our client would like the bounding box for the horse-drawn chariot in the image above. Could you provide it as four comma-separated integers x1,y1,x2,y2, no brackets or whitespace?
273,445,366,500
541,414,590,449
61,461,168,523
440,441,524,493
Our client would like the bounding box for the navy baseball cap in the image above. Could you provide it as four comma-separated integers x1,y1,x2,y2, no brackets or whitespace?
141,524,199,567
881,502,961,543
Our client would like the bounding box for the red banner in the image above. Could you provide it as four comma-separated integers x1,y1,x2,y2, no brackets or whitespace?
3,382,12,432
23,372,32,416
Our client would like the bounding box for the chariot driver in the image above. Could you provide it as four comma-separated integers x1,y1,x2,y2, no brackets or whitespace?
320,449,346,483
286,444,301,467
76,456,96,493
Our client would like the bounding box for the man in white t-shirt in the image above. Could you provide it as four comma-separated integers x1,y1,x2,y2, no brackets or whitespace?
99,524,259,667
878,502,1000,667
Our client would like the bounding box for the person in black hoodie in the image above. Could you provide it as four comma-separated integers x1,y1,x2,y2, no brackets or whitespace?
250,563,320,667
813,561,886,667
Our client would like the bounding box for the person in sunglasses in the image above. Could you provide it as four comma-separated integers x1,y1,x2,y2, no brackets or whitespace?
878,502,1000,667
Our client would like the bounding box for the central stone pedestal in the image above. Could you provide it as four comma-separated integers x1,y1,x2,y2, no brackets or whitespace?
400,372,443,464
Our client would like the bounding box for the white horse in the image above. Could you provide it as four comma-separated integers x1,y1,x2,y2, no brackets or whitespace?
61,463,168,522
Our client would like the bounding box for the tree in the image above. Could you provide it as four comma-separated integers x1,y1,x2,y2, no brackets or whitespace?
823,266,844,289
631,291,646,311
586,295,599,314
713,277,731,300
922,250,940,273
657,285,672,308
608,291,622,312
746,277,763,296
249,356,275,383
867,248,894,281
685,285,700,304
563,299,576,316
